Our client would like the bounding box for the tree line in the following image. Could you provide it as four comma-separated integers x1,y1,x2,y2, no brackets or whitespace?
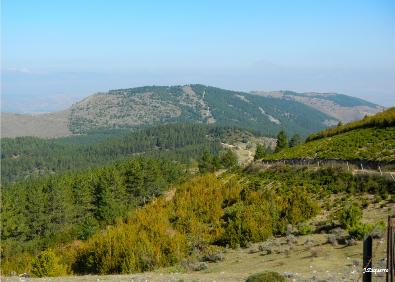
254,130,302,160
1,124,251,184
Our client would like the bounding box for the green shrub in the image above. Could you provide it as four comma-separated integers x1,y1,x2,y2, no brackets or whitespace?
347,221,385,240
31,249,65,277
348,223,373,240
246,271,286,282
338,203,362,229
298,223,314,235
221,201,273,248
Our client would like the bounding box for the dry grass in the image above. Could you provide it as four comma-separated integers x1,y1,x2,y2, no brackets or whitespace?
1,110,71,138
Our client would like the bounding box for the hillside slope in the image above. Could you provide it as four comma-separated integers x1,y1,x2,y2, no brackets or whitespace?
263,108,395,162
265,127,395,162
3,167,393,278
1,85,382,138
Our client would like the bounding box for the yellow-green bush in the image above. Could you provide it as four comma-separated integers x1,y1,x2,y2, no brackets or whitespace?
31,249,66,277
29,173,320,275
0,252,33,276
222,200,273,248
73,199,186,274
171,174,225,244
70,174,320,274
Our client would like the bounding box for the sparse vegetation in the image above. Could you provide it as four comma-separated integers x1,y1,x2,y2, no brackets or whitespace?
264,127,395,161
306,107,395,142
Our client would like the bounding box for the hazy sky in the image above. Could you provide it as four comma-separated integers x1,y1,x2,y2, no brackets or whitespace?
2,0,395,113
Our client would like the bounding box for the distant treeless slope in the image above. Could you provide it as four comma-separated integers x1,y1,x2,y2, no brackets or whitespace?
1,110,71,138
251,90,383,122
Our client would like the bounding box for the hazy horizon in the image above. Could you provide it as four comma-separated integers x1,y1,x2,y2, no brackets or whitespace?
2,0,395,113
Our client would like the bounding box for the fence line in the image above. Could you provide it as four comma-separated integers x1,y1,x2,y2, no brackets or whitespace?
262,158,394,170
261,159,395,181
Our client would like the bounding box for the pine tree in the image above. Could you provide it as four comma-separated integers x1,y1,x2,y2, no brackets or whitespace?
289,134,302,147
221,149,238,168
198,149,214,173
254,144,266,160
275,130,288,152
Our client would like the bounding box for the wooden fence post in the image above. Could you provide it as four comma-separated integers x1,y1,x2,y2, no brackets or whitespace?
363,235,373,282
387,216,390,282
387,216,394,282
392,230,394,281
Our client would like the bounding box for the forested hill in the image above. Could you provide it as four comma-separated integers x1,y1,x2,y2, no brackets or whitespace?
1,124,258,185
1,157,188,274
262,108,395,162
2,84,382,138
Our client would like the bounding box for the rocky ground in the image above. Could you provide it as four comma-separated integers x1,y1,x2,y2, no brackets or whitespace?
3,231,390,282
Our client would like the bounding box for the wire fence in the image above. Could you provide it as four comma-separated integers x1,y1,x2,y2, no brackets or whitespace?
261,158,395,180
358,216,394,282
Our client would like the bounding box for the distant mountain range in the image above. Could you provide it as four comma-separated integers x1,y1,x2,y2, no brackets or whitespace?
1,84,384,138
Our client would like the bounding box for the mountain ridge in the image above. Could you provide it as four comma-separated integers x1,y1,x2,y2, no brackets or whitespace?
1,84,383,138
